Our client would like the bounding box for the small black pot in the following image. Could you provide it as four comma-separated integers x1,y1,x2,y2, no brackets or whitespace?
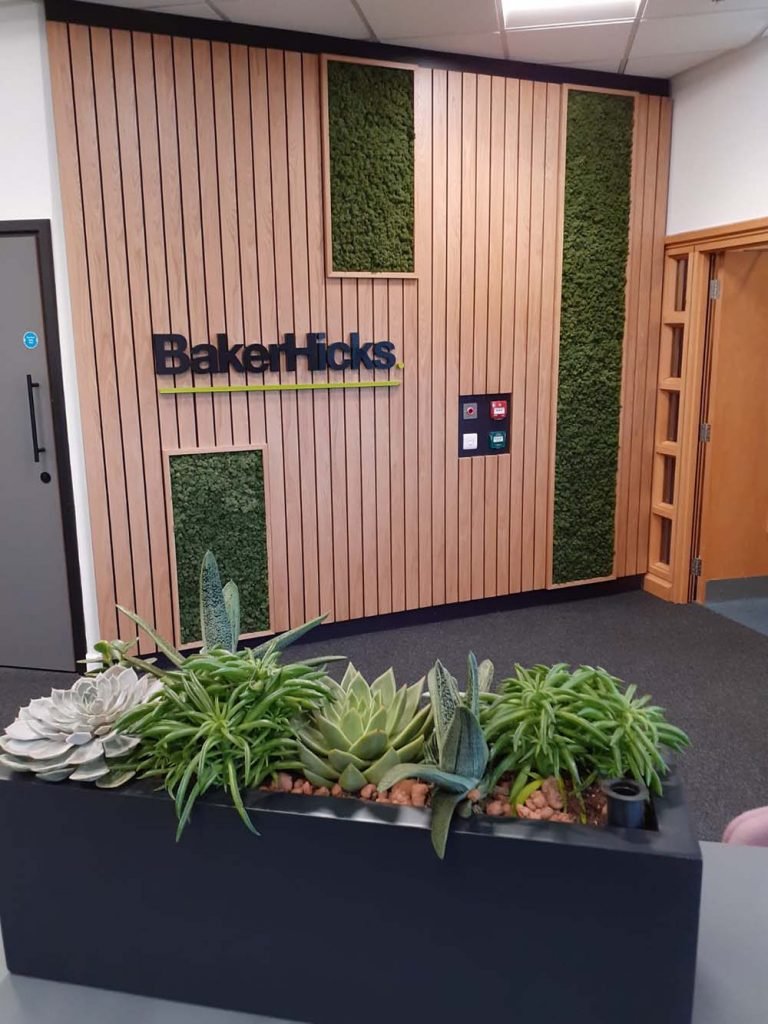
601,777,649,829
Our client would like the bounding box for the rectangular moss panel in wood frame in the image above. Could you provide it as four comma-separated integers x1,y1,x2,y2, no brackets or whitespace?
169,450,269,644
552,90,634,585
326,59,414,273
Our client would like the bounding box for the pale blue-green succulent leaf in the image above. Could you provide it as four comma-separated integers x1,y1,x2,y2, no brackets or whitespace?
364,746,400,786
298,740,339,781
378,762,472,795
223,579,240,648
430,789,467,860
349,730,389,762
467,652,480,719
370,668,397,707
477,658,494,694
446,706,489,781
384,684,407,734
428,660,460,758
315,717,350,752
338,763,368,792
393,703,432,748
340,709,365,743
199,551,234,654
328,749,368,773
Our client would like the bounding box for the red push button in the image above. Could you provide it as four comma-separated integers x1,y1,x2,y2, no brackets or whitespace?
490,399,508,420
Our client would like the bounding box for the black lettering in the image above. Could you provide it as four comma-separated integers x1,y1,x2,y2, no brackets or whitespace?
306,332,326,371
268,343,280,372
373,340,396,370
326,342,351,370
216,333,244,373
153,333,190,375
191,343,218,374
243,343,270,373
349,332,374,370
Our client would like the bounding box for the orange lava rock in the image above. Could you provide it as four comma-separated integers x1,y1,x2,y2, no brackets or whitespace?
331,783,343,798
552,812,577,824
538,806,554,820
486,800,507,817
315,786,330,797
292,780,304,793
541,777,564,810
390,781,415,805
377,791,390,803
277,772,293,793
360,783,377,800
529,790,547,810
302,781,313,795
466,788,481,802
411,783,429,808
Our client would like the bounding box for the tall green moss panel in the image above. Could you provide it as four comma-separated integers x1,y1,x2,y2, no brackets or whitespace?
552,90,634,585
169,450,269,643
327,60,414,273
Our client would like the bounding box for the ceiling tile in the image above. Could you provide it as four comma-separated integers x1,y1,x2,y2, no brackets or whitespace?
213,0,372,38
386,32,506,59
505,20,632,63
624,50,724,76
632,11,768,55
644,0,768,17
504,1,639,30
357,0,498,40
150,2,220,16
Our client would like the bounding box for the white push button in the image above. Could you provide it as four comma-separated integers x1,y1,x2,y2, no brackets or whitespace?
462,432,478,451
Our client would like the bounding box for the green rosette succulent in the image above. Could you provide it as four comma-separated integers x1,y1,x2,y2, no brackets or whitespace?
298,665,432,792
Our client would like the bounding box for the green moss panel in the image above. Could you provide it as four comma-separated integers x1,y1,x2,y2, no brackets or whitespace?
327,60,414,273
552,90,634,584
169,450,269,643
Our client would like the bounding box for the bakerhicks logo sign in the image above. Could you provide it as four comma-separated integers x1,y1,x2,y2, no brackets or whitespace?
153,332,401,395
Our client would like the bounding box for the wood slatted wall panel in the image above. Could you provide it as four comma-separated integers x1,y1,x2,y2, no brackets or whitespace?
47,22,670,651
614,93,673,578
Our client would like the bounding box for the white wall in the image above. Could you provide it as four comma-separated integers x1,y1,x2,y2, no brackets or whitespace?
667,37,768,236
0,0,99,654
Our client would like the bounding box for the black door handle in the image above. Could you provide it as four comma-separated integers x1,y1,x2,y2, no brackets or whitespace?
26,374,46,463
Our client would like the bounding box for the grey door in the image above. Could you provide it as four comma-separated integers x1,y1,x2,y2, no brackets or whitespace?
0,232,76,670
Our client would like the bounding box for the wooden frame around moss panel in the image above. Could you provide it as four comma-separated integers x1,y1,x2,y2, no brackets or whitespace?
644,216,768,603
320,54,419,279
162,444,274,650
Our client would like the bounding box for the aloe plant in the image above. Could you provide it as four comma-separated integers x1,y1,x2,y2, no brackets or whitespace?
379,653,492,859
199,550,240,653
298,665,432,792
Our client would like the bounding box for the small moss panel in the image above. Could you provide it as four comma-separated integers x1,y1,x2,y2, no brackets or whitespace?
169,450,269,643
327,59,414,273
552,90,634,584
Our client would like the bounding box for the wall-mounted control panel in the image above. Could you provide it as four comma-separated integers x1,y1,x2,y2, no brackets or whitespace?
459,393,511,457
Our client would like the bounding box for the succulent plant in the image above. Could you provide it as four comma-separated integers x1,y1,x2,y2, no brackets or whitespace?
297,664,432,792
0,666,161,785
199,550,240,653
379,653,492,859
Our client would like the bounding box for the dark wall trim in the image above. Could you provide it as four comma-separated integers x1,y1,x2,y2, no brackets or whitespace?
0,220,87,670
147,575,643,666
45,0,669,98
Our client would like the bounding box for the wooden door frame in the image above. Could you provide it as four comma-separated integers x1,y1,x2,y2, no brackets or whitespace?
0,219,86,668
644,216,768,603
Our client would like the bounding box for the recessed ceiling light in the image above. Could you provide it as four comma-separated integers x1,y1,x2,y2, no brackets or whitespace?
503,0,641,30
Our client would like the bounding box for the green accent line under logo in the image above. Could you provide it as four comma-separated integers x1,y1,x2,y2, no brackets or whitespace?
160,380,402,395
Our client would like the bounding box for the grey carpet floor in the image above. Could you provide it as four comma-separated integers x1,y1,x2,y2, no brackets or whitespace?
2,590,766,841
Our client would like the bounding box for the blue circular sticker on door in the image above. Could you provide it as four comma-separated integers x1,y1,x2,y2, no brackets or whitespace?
23,331,39,350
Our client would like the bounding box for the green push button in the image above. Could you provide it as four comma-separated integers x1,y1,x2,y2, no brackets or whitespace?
488,430,506,451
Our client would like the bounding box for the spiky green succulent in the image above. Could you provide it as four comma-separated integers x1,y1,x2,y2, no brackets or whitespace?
380,653,492,859
298,665,432,792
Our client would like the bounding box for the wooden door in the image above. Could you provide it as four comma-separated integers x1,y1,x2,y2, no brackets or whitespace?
698,249,768,597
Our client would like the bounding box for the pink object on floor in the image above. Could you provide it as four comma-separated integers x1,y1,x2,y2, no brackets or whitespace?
722,807,768,846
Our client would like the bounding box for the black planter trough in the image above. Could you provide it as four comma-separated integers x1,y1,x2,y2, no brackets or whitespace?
0,767,701,1024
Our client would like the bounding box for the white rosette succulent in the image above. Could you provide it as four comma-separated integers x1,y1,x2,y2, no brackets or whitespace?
0,665,162,786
